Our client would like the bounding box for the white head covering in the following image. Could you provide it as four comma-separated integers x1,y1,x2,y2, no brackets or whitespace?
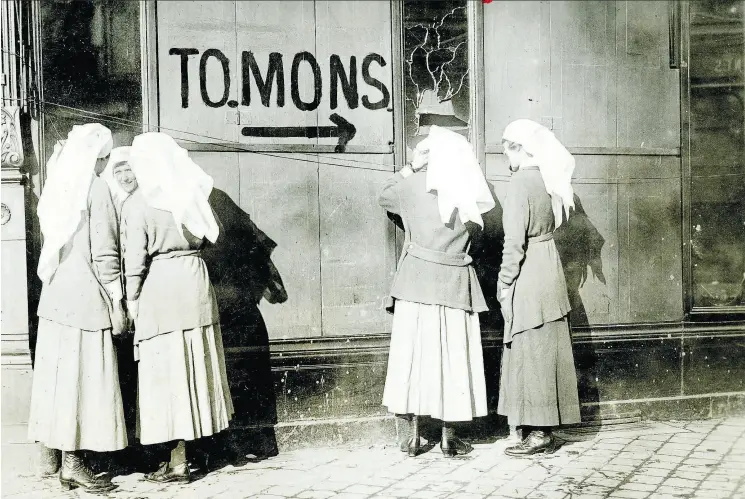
502,119,575,228
37,123,113,283
100,146,132,211
421,125,495,228
128,132,219,243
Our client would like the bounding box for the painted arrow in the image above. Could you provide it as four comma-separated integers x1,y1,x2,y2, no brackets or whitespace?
241,113,357,153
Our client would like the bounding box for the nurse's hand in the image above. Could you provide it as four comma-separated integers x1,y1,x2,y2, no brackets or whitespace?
110,301,127,337
497,282,514,323
126,300,139,322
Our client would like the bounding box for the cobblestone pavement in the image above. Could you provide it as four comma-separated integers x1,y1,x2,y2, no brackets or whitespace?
4,418,745,499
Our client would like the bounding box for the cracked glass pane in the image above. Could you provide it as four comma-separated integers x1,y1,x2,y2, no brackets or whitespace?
689,0,745,308
402,0,470,156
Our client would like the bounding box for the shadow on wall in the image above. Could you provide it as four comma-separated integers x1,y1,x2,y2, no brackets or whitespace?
554,194,605,433
199,188,288,466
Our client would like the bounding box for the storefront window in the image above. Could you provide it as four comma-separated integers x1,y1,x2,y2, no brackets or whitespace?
689,0,745,309
402,0,470,156
41,0,141,163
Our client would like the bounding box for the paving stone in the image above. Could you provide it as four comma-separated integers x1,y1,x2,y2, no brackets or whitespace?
608,490,650,499
661,476,699,489
525,490,568,499
629,474,667,485
345,484,384,495
620,482,658,492
297,491,338,499
408,490,449,498
490,486,535,498
383,488,421,498
6,418,745,499
654,485,696,496
264,485,306,497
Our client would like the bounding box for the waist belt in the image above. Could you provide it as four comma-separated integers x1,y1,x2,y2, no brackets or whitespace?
405,243,472,267
527,233,553,245
151,250,202,261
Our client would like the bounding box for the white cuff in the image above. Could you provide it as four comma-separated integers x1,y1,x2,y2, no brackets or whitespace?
105,282,123,303
127,300,139,319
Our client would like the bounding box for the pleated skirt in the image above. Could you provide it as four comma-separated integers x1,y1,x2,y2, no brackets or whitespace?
136,324,234,445
28,319,127,452
497,317,581,427
382,300,488,422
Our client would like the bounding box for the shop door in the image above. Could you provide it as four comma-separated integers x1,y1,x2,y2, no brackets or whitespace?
156,1,396,341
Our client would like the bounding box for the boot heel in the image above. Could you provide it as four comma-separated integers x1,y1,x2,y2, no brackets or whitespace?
407,437,421,457
59,479,76,491
440,444,457,458
544,437,557,455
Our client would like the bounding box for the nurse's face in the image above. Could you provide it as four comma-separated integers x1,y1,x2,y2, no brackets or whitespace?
503,140,528,173
113,162,138,194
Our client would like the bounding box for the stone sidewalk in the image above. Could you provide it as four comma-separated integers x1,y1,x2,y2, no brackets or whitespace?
3,418,745,499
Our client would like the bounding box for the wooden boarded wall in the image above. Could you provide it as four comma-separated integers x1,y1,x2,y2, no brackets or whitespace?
484,0,683,328
156,1,396,341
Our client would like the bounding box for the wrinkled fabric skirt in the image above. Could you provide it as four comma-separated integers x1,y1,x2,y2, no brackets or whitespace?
497,317,581,427
136,324,234,445
382,300,487,422
28,319,127,452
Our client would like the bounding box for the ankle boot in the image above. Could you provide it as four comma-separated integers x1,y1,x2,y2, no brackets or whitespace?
397,414,412,453
59,452,116,493
440,423,473,457
406,416,423,457
144,461,191,484
38,444,61,477
504,429,556,457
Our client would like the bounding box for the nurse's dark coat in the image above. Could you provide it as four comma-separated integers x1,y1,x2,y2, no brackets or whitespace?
498,166,571,343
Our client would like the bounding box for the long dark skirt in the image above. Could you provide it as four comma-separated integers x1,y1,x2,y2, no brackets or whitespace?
497,316,581,427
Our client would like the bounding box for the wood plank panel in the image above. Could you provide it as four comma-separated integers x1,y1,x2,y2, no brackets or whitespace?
615,1,680,149
315,1,393,148
238,153,322,338
484,1,551,144
318,154,396,336
157,1,238,143
549,1,617,147
236,1,318,145
188,151,240,202
618,158,683,323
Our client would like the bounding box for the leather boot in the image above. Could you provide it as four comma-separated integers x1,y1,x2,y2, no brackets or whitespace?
38,444,61,477
397,415,428,457
144,462,191,484
59,452,116,493
406,416,424,457
504,429,556,457
440,423,473,457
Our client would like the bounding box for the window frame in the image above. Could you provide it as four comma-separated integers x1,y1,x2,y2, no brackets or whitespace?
681,0,745,319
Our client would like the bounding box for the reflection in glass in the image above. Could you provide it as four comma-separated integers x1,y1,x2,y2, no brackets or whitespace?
41,1,142,161
689,0,745,308
402,0,470,156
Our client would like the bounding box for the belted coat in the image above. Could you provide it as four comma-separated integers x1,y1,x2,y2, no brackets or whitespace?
378,169,488,314
497,166,571,342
